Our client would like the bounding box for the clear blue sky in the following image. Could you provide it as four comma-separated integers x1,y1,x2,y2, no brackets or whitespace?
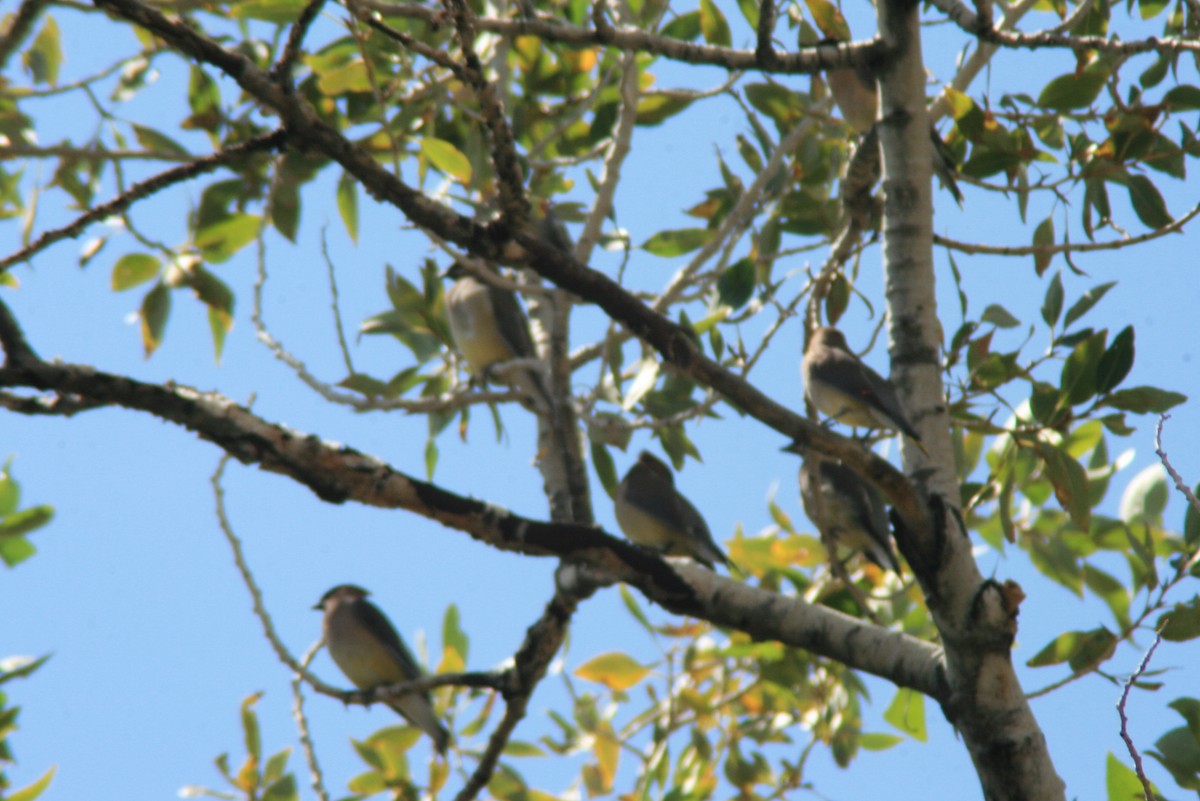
3,4,1199,800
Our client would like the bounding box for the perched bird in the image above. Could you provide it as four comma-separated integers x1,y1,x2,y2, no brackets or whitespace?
825,54,963,204
802,326,925,450
444,263,553,413
315,585,450,754
800,457,900,572
614,451,730,570
827,60,879,135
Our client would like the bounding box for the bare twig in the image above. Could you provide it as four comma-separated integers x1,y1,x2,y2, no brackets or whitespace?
1116,632,1163,801
933,202,1200,258
271,0,327,83
1155,413,1200,521
0,130,287,274
290,642,332,801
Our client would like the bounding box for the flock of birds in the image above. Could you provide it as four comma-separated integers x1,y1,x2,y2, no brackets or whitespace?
311,265,925,751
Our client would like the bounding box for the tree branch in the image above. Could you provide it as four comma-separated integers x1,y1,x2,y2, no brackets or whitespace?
0,130,287,274
0,296,945,700
928,0,1200,54
360,0,883,73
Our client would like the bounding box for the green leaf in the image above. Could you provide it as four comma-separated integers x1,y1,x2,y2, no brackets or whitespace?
1042,271,1064,327
744,83,804,127
132,124,190,157
0,653,51,685
805,0,851,39
316,60,371,95
111,253,161,291
1164,85,1200,111
1095,326,1134,394
0,535,36,567
981,304,1020,329
1059,332,1105,406
0,505,54,540
231,0,311,22
1103,386,1187,413
442,604,469,663
883,687,927,742
1186,483,1200,546
503,740,547,757
1149,727,1200,790
1038,443,1092,531
618,585,653,631
1127,174,1173,229
6,765,56,801
194,213,260,263
858,733,904,751
1033,216,1055,276
1105,752,1147,801
635,93,694,126
591,442,619,498
717,258,755,309
140,282,171,357
1026,627,1115,670
641,227,712,257
1159,599,1200,642
574,652,651,691
1082,565,1131,629
0,468,17,516
1119,464,1168,523
242,692,263,764
698,0,731,45
24,17,61,87
420,138,472,183
260,774,298,801
1037,62,1110,110
660,11,701,40
337,171,359,243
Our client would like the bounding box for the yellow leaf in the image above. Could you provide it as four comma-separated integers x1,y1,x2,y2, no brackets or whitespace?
574,652,650,691
420,137,473,183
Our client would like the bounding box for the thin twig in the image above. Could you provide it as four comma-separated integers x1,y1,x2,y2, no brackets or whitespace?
290,642,332,801
1116,632,1163,801
1155,413,1200,521
933,202,1200,257
0,130,287,273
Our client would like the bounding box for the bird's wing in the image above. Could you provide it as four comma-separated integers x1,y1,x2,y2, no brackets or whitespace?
487,283,536,359
356,601,423,681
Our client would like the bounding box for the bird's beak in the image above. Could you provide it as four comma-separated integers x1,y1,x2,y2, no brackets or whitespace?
312,602,324,611
780,441,805,456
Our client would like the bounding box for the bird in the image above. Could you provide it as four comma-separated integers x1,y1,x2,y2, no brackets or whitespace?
825,52,964,204
314,585,450,754
827,60,879,136
801,326,925,451
444,263,553,413
614,451,730,570
800,456,901,573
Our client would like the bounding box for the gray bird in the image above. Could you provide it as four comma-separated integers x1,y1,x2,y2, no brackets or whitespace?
444,264,553,413
801,326,925,450
315,585,450,754
826,58,963,204
614,451,730,570
800,457,900,572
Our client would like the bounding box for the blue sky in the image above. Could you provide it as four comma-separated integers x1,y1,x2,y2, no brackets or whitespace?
3,3,1200,800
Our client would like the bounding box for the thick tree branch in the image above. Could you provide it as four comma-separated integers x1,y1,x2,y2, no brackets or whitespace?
361,0,883,74
876,0,1063,796
928,0,1200,54
87,0,929,539
0,297,945,700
